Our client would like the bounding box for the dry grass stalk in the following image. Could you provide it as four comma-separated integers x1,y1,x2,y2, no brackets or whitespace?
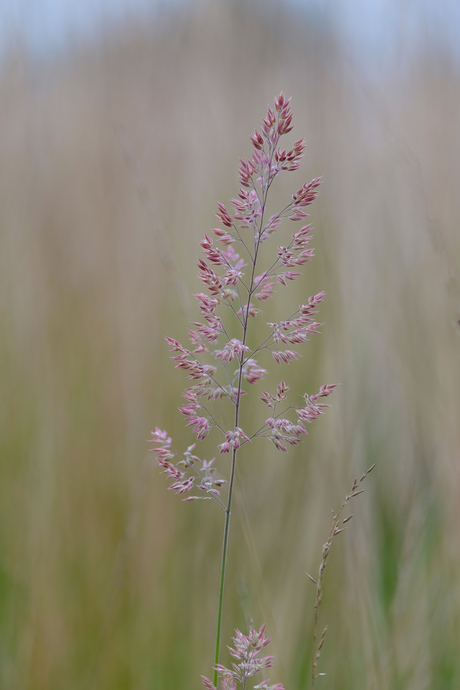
308,464,375,688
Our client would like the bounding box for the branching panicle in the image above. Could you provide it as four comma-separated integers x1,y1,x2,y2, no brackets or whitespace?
151,94,341,686
202,625,285,690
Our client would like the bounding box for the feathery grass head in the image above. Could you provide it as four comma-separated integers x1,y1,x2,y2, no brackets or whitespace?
201,624,284,690
150,93,336,504
151,93,341,686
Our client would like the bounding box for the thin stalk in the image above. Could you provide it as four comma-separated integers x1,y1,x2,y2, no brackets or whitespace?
213,151,274,684
213,336,250,682
214,448,237,683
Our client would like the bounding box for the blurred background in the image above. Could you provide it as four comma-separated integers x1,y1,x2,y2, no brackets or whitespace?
1,0,460,688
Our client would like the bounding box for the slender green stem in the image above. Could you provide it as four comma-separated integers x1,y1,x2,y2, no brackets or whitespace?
214,448,237,684
213,142,276,686
213,242,262,684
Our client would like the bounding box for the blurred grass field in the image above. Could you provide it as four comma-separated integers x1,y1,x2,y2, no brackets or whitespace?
1,1,460,688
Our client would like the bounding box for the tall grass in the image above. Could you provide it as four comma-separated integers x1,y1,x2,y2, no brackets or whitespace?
1,1,460,688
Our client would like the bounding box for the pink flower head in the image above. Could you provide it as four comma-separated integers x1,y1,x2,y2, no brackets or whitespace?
216,202,233,228
277,245,314,267
274,92,293,135
150,427,172,446
271,349,301,364
254,274,276,301
165,337,189,355
198,258,223,296
192,319,222,344
207,624,283,690
241,359,267,384
194,293,219,315
292,223,312,248
218,427,251,453
275,271,301,286
185,415,210,440
223,267,243,286
221,245,245,270
236,303,262,325
292,177,322,208
315,383,338,398
274,137,305,173
262,106,277,147
232,189,262,229
201,234,227,266
250,129,264,150
295,387,336,425
169,476,195,495
239,158,256,188
215,339,250,363
212,228,235,246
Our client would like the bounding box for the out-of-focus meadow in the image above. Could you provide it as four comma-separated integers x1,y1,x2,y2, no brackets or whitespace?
1,0,460,688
